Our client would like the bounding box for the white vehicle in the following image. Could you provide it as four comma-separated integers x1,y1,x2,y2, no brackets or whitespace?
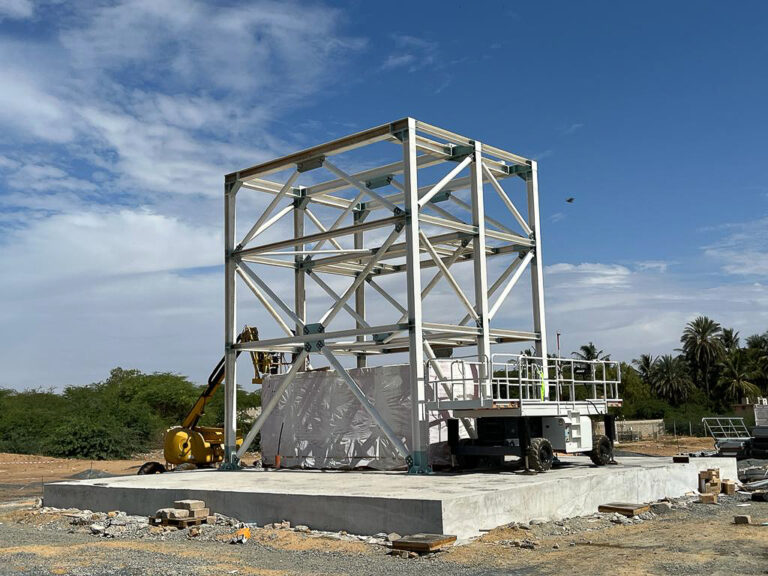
427,353,622,471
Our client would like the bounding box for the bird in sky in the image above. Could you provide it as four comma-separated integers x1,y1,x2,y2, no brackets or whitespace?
566,197,575,203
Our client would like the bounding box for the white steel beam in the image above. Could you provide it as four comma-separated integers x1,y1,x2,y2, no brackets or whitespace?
419,231,478,321
235,266,293,336
471,142,492,403
239,169,299,248
319,225,402,327
323,159,401,214
488,250,535,320
527,160,549,398
308,270,370,328
367,277,407,314
237,262,305,330
417,155,472,208
223,182,239,464
482,162,532,236
305,208,343,250
403,118,429,473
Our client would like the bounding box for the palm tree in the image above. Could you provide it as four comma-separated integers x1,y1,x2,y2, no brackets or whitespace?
572,342,610,361
746,332,768,353
652,354,692,405
719,328,740,353
632,354,656,385
681,316,724,405
718,351,761,402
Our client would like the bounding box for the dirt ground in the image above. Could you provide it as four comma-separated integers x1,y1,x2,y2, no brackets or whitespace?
0,442,766,575
619,435,716,456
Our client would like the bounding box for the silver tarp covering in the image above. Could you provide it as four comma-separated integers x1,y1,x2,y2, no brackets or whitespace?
259,363,468,470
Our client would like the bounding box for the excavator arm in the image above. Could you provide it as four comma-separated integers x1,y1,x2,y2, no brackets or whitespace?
180,326,261,430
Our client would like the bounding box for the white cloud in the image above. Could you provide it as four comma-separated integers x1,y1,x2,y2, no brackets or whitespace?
635,260,670,273
704,216,768,276
380,34,437,72
561,122,584,135
0,0,33,20
0,1,370,390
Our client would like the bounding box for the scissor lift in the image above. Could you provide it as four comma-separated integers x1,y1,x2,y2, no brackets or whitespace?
428,353,622,470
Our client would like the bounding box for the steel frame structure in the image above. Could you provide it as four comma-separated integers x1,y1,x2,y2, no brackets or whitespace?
221,118,548,473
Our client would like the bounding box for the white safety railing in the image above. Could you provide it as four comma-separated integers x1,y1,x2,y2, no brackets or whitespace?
426,353,621,413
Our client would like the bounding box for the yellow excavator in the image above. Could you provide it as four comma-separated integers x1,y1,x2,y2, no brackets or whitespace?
138,326,282,474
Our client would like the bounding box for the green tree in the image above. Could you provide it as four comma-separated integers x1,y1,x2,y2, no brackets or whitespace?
572,342,611,361
652,354,693,405
681,316,724,406
632,354,656,386
719,328,740,353
718,350,761,402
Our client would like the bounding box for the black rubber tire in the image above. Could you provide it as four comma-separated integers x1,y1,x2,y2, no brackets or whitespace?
174,462,198,471
589,434,613,466
137,461,166,475
528,437,554,472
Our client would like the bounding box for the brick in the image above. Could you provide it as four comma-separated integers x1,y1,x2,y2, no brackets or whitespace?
699,493,718,504
734,515,752,525
174,500,206,511
206,516,216,525
721,481,736,495
156,508,189,519
707,481,722,494
189,508,210,519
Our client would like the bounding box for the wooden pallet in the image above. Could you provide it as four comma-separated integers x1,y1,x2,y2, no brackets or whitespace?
148,516,208,528
597,503,650,517
391,533,457,553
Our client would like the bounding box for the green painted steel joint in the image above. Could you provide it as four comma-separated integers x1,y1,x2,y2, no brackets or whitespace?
219,449,241,471
365,175,393,189
304,323,325,335
293,189,310,209
297,156,325,173
448,144,473,162
305,340,324,352
427,189,452,204
506,164,533,178
407,451,432,474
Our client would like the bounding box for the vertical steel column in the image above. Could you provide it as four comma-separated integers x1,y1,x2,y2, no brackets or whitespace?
470,142,492,405
294,191,306,360
526,161,549,398
223,180,239,465
402,118,429,473
354,209,367,369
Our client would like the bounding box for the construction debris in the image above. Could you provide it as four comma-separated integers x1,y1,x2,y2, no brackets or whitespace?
734,515,752,525
391,533,457,553
699,469,721,494
699,493,718,504
721,479,737,495
228,526,251,544
597,503,650,517
149,499,213,528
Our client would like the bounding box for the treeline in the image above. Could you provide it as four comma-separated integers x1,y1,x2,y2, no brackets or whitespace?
0,368,260,460
618,316,767,425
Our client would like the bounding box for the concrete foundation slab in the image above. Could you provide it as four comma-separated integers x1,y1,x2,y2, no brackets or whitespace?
44,456,737,540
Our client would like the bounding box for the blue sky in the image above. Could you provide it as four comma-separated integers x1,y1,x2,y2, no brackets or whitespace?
1,1,767,389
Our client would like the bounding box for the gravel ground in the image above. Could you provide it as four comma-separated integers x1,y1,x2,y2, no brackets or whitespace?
1,489,767,576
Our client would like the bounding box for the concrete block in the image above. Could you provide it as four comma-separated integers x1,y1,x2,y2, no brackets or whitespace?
721,481,736,495
699,493,718,504
189,508,210,518
174,499,205,511
156,508,189,519
734,515,752,525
